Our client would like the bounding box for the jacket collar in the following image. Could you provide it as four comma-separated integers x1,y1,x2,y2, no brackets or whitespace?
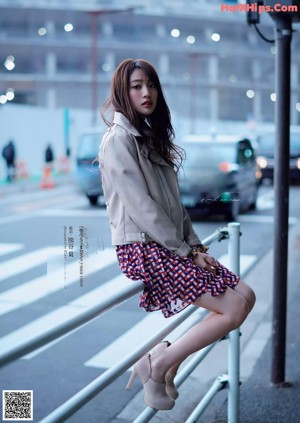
113,112,141,137
113,112,172,168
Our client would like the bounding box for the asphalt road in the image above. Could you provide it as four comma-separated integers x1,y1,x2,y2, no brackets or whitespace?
0,181,299,423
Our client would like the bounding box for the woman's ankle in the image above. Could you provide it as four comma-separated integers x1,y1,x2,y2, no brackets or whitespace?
150,352,170,382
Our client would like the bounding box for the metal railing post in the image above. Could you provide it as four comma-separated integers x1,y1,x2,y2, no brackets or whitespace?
227,222,241,423
0,225,244,423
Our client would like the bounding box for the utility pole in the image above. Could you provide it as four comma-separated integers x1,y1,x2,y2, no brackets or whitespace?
246,0,300,386
265,0,299,386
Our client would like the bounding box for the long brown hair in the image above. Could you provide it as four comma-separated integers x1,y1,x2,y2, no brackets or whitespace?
101,59,184,171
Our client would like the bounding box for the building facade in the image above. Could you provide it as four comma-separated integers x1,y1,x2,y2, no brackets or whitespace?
0,0,300,134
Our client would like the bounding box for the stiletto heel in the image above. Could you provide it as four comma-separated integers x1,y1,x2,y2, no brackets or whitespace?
128,354,175,410
151,341,179,400
126,368,138,390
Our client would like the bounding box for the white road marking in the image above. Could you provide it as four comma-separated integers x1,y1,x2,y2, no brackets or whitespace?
256,190,274,210
0,274,137,359
84,312,204,370
0,213,37,225
0,247,62,283
36,208,107,217
218,254,257,275
84,254,257,369
0,247,117,316
0,243,24,257
238,215,297,224
0,249,257,367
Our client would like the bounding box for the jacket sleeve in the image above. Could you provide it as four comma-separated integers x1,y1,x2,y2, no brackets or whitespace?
102,132,192,257
181,204,202,246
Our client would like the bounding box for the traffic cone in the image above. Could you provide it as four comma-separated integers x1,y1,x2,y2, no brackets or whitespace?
16,160,29,179
58,156,71,174
40,165,55,189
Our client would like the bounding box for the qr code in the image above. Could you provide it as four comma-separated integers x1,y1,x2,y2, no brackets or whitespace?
2,390,33,421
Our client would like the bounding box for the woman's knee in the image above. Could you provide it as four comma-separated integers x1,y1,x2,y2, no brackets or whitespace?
235,281,256,313
228,295,249,329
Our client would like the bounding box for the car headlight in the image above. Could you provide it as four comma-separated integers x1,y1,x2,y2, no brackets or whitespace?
257,156,268,169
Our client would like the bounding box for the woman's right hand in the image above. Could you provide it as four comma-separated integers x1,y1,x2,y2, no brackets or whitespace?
192,252,218,275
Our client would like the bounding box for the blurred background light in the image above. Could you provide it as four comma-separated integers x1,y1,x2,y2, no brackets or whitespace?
171,28,180,38
246,90,255,98
186,35,195,44
229,74,237,83
102,63,111,72
0,95,8,104
211,32,221,42
38,27,47,36
64,23,74,32
4,56,15,70
296,102,300,112
270,93,276,102
6,88,15,101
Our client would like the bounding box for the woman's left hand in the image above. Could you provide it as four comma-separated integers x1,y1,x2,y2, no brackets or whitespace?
192,252,218,275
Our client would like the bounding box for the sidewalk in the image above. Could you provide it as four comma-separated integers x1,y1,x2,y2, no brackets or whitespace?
0,172,75,197
215,246,300,423
116,219,300,423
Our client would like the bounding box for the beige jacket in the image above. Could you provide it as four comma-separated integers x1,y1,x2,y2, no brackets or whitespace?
98,112,201,257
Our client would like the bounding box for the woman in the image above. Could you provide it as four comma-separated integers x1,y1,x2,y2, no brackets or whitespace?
98,59,255,411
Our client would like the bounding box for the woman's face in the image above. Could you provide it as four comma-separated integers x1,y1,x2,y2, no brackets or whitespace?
129,69,158,116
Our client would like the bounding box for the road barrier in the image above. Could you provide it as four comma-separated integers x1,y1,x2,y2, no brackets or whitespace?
40,165,55,189
0,222,241,423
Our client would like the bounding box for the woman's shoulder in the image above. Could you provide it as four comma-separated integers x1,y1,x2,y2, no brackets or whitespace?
101,123,139,156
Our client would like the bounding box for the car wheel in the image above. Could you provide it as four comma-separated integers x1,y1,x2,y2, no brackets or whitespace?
224,197,239,221
88,195,98,206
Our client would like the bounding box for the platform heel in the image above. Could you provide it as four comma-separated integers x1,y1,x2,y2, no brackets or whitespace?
126,354,175,410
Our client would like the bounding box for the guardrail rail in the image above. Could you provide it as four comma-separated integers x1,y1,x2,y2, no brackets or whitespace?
0,222,242,423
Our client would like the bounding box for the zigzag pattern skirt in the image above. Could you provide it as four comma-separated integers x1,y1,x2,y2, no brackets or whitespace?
116,241,240,318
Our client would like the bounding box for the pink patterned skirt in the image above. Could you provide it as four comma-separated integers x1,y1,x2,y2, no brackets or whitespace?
116,242,240,318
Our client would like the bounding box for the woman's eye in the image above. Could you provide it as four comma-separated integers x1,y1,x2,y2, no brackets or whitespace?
149,83,156,88
132,85,141,90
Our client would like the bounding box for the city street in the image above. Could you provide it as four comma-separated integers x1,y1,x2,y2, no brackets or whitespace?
0,181,299,423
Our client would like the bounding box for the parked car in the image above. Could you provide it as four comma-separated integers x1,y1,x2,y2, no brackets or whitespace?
256,127,300,182
178,135,261,220
75,128,103,205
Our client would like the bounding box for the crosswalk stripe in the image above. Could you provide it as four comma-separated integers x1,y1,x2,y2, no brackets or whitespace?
82,254,257,369
0,247,62,282
0,247,117,317
218,254,257,276
0,243,24,257
0,252,257,363
238,215,297,224
37,208,107,217
0,213,37,225
0,274,134,358
84,311,204,370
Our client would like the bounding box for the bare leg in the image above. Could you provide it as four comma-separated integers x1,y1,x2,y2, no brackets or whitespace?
150,286,252,382
234,280,256,313
165,281,255,378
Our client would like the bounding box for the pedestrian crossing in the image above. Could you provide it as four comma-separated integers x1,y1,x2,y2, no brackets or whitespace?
0,242,256,371
0,243,23,257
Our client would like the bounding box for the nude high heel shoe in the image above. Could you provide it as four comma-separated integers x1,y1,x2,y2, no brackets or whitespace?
151,341,179,400
126,354,175,410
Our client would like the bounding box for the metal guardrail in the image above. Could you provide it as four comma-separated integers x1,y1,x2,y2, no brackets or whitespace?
0,222,241,423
